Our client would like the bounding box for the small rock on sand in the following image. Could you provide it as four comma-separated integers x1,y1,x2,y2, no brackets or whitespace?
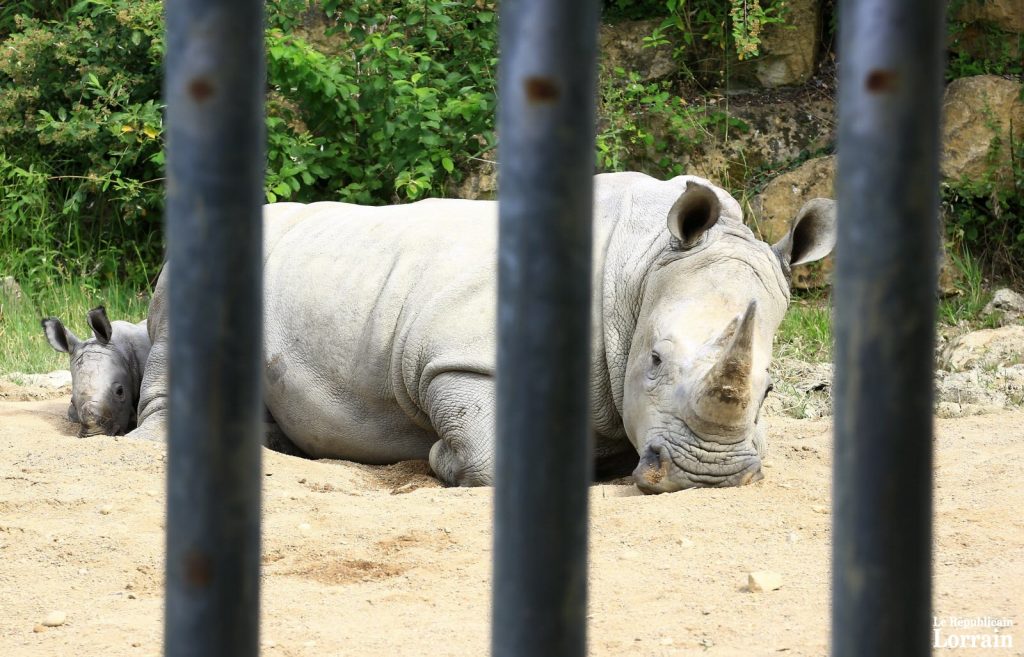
747,570,783,592
42,610,66,627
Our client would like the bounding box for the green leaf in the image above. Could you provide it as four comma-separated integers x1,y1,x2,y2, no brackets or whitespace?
441,157,454,173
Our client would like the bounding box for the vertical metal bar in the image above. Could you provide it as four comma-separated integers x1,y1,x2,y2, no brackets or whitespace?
832,1,944,656
163,2,265,656
492,1,599,656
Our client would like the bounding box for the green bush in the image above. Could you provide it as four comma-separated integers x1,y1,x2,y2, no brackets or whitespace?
942,134,1024,283
0,0,165,286
0,0,497,290
946,0,1024,81
606,0,789,64
596,67,749,174
267,0,497,203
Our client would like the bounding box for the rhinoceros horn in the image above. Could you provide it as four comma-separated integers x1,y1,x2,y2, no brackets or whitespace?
688,301,757,434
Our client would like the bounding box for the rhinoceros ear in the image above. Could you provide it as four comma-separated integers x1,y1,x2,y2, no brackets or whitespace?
667,181,722,247
771,198,837,268
87,306,113,345
42,317,81,354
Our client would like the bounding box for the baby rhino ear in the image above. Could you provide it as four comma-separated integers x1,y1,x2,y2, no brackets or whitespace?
772,198,837,269
87,306,113,345
42,317,81,354
667,181,722,247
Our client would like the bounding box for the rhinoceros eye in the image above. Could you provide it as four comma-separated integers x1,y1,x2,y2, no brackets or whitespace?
650,351,663,368
114,384,125,400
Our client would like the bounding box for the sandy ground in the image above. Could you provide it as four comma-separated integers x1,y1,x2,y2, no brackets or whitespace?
0,389,1022,657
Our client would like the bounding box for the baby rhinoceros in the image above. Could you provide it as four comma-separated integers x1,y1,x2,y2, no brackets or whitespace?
42,306,150,437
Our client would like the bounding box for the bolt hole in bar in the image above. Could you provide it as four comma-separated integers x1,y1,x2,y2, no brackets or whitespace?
163,1,265,656
833,1,944,656
492,2,600,657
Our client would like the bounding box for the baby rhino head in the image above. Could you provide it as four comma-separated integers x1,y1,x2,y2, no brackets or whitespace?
42,307,138,437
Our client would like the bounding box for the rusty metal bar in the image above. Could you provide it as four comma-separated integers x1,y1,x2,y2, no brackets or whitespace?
163,1,265,656
832,1,945,655
492,1,600,656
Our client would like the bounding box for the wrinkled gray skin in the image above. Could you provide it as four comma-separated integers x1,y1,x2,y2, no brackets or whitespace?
128,173,835,492
43,307,150,437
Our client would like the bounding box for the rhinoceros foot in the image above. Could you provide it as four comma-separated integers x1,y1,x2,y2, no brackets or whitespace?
125,418,166,443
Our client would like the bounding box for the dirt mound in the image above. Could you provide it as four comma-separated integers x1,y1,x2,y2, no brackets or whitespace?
0,371,71,402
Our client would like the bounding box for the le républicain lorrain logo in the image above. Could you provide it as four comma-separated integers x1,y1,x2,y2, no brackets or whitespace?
933,616,1015,650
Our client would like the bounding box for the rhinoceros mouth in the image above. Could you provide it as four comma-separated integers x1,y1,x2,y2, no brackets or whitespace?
79,423,116,438
635,421,762,492
78,418,133,438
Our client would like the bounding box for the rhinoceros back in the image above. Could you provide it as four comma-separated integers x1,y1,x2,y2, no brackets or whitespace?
261,199,499,462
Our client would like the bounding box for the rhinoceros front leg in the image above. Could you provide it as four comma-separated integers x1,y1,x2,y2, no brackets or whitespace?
425,373,496,487
126,337,168,442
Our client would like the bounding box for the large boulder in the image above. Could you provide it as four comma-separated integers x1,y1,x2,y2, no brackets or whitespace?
983,288,1024,325
956,0,1024,33
934,365,1024,418
732,0,822,88
454,156,497,200
939,325,1024,372
763,354,1024,421
746,149,979,294
941,75,1024,190
679,92,835,186
750,155,835,244
749,155,835,288
949,0,1023,65
599,19,679,83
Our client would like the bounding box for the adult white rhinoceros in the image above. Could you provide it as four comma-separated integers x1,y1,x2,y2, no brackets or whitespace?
129,172,835,492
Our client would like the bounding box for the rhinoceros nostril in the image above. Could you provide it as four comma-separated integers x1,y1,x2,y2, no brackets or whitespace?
633,443,669,491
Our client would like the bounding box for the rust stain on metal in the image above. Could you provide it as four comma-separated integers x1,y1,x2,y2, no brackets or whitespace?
524,76,559,104
183,549,212,588
188,77,215,102
865,69,898,93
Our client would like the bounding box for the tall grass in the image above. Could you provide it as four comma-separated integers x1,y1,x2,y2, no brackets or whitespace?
938,247,996,328
0,278,149,375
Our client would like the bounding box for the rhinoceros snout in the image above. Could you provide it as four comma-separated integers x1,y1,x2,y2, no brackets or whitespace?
632,440,763,494
78,402,122,437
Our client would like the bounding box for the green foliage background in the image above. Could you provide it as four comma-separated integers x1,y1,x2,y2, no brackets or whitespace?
0,0,499,291
0,0,1020,295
